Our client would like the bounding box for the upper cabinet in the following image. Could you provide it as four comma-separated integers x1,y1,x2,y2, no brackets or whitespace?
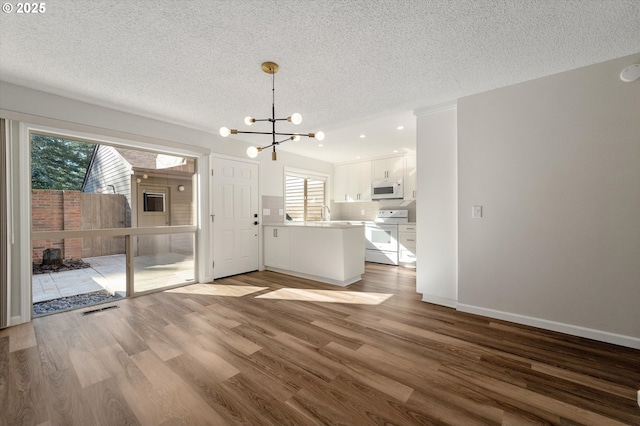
372,156,404,181
404,154,416,200
334,160,371,202
334,154,415,203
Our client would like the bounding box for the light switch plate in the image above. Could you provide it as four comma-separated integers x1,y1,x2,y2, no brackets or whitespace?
472,205,483,218
279,209,284,215
262,208,270,216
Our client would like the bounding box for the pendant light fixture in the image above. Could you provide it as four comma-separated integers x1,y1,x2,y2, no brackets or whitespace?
219,61,325,161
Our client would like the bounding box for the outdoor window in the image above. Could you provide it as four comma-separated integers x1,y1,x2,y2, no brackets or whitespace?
143,192,165,212
285,171,328,222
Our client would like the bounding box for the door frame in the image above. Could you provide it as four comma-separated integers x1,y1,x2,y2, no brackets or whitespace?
1,119,8,328
210,154,261,280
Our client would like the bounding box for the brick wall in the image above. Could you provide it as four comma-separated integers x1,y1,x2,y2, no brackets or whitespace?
32,190,82,263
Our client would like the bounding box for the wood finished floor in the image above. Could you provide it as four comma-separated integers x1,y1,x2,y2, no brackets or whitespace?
1,263,639,425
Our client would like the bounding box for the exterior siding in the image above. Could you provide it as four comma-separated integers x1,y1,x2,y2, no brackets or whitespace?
83,145,133,227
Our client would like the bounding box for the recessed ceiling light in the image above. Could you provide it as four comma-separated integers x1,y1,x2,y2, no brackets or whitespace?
393,150,398,153
356,156,361,159
318,144,323,147
397,125,404,130
359,134,366,138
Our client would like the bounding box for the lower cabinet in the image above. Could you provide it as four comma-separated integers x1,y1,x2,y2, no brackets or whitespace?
264,226,290,269
398,223,416,266
263,224,365,286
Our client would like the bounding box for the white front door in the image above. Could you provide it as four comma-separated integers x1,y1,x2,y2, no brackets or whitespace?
212,157,259,279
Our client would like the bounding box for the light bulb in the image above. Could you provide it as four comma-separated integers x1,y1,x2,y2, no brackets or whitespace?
246,146,259,158
289,113,302,125
292,135,301,142
244,116,254,126
315,131,325,141
220,127,231,137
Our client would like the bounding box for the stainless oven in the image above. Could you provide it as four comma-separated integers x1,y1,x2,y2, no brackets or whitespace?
365,209,408,265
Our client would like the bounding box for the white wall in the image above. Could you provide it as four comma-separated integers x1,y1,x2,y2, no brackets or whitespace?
456,53,640,347
415,105,458,307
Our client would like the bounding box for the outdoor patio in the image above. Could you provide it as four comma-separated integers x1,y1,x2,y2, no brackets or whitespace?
32,253,195,303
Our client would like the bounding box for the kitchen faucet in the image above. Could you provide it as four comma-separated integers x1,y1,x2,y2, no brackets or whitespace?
321,205,331,220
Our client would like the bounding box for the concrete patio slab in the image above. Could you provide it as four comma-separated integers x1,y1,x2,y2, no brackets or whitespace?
32,253,195,303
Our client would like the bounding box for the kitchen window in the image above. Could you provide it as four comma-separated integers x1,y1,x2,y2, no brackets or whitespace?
285,170,328,222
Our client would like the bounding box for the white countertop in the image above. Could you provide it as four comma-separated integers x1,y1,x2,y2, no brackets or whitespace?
264,221,363,228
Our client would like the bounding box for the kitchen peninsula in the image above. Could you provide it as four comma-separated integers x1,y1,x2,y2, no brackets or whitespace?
263,222,365,286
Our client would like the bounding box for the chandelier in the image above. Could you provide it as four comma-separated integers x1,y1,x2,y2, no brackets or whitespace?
219,61,324,161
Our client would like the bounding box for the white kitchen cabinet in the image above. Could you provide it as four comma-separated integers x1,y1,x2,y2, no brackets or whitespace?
333,164,348,203
263,223,365,286
334,160,371,202
404,154,417,200
263,226,289,269
398,223,416,266
372,156,404,181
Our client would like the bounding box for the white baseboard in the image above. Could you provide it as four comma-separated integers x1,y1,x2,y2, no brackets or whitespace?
421,294,457,309
264,267,360,287
9,315,22,327
457,303,640,350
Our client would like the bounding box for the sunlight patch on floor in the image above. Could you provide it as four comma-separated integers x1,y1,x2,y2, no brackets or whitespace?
165,284,268,297
255,288,393,305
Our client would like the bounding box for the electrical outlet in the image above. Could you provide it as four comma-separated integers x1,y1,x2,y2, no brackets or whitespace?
472,205,483,219
361,209,365,216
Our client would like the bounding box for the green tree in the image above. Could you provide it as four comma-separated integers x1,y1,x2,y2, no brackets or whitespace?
31,134,96,190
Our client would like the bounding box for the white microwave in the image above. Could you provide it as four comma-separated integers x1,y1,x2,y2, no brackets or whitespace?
371,179,403,200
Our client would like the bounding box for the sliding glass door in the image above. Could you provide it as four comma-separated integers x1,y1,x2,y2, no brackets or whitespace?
29,131,198,315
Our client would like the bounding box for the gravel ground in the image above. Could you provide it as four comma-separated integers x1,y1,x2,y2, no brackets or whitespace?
33,290,123,317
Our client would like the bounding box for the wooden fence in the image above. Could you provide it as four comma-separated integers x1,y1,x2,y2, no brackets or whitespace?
32,190,127,262
81,193,127,258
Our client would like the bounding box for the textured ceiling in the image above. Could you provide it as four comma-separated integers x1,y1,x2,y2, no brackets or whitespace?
1,0,639,163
